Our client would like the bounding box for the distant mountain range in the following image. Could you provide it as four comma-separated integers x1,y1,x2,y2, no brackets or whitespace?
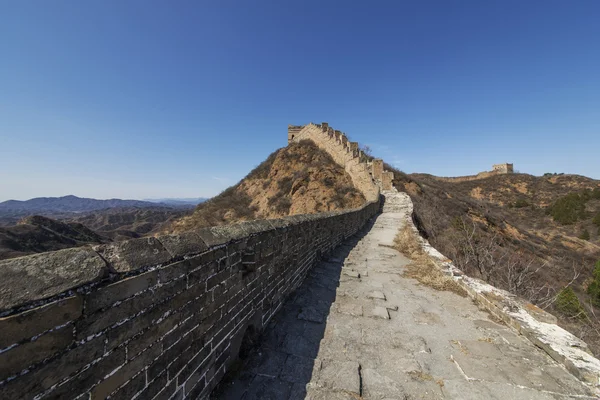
0,195,203,227
0,195,201,213
0,195,200,259
0,195,157,213
143,198,207,206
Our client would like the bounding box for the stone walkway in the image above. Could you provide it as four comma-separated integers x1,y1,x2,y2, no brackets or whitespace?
212,192,595,399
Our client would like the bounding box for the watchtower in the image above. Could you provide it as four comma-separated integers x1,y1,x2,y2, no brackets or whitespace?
492,163,514,174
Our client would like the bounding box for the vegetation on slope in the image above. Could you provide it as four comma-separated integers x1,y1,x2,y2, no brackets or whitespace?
394,224,466,297
167,140,365,232
386,166,600,353
0,215,110,260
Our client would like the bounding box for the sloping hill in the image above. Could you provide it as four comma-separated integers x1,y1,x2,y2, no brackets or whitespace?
0,215,110,260
69,207,192,240
167,140,366,232
388,167,600,353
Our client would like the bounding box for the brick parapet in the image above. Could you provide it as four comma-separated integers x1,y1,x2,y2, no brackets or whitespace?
287,122,394,200
0,200,380,400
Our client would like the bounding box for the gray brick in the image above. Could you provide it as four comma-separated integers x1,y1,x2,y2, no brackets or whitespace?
85,270,158,315
0,296,82,349
0,325,74,381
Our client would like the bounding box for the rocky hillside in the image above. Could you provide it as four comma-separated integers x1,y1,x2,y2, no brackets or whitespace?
388,167,600,353
69,207,192,241
0,215,110,260
167,140,365,233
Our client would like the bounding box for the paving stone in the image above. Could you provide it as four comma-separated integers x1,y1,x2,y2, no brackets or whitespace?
368,306,390,319
342,270,360,278
366,290,386,300
287,383,308,400
297,307,325,323
361,368,409,398
280,354,315,383
316,360,360,394
281,334,320,359
304,387,356,400
245,349,287,377
242,375,292,400
335,302,363,316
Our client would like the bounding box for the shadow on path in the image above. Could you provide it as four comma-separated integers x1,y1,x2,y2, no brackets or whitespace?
210,216,378,400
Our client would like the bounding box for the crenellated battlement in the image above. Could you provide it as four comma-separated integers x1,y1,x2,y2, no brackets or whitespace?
287,122,395,199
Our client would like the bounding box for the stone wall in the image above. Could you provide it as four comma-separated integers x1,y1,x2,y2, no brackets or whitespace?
288,122,395,199
0,201,380,400
432,163,515,183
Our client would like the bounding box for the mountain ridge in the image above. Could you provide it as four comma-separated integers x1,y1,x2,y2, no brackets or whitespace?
0,195,176,212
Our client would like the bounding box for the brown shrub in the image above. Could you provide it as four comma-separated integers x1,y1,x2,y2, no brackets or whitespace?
394,224,466,297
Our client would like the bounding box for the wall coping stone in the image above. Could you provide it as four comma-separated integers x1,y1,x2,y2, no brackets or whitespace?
94,237,172,273
156,231,208,259
0,248,109,311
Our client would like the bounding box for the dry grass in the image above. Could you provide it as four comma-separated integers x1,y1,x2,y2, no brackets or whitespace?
394,224,466,297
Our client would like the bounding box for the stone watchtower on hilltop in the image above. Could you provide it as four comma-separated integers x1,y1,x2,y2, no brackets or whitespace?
492,163,514,174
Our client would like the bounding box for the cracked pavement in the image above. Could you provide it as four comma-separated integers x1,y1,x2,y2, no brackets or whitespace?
212,192,595,399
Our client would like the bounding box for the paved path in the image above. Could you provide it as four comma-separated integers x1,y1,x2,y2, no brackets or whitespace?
212,192,594,399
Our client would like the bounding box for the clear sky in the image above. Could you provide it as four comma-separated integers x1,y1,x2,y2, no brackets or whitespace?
1,1,599,201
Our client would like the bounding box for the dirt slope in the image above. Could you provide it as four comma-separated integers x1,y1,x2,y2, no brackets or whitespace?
167,140,365,232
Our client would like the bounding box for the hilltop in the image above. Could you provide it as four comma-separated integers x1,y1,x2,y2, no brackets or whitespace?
166,140,365,232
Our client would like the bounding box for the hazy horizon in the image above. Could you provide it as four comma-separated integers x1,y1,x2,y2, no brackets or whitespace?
2,1,599,202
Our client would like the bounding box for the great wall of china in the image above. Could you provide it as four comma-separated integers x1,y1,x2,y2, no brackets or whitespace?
0,123,599,399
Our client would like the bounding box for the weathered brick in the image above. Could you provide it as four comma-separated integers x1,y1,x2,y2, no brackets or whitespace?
152,377,179,400
106,300,172,351
167,336,206,380
169,285,208,313
90,343,160,399
187,373,207,399
0,334,106,398
105,369,146,400
0,296,82,349
212,247,227,261
0,325,74,381
127,312,180,359
207,270,229,291
136,369,168,400
79,278,186,340
188,261,217,286
148,331,193,381
157,259,191,284
84,270,158,315
212,320,234,348
43,347,125,400
176,343,211,386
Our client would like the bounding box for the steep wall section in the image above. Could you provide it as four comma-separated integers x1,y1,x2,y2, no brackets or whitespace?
0,201,380,400
288,122,395,200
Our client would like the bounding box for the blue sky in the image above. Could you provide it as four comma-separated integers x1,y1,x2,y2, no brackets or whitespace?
1,1,599,201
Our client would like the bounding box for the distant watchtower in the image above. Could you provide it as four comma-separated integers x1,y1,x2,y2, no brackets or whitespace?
492,163,514,174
